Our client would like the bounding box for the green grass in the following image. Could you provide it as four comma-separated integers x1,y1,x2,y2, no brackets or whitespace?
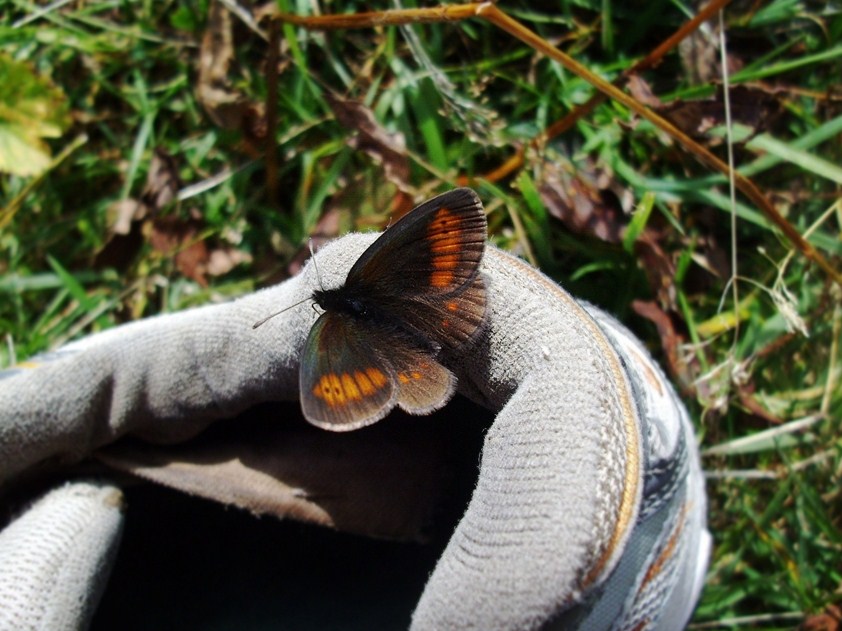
2,0,841,627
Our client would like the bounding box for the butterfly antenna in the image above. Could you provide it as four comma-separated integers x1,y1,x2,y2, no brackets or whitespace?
252,296,312,329
253,240,325,330
309,239,326,291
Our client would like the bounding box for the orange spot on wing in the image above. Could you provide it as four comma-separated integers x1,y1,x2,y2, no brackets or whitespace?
313,369,388,408
397,369,424,383
366,367,388,387
430,270,455,287
313,374,345,407
341,373,361,401
354,370,376,395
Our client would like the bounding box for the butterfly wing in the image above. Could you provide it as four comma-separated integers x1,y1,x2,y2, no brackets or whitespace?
300,311,397,431
346,188,487,350
300,310,457,429
391,270,486,352
389,342,456,415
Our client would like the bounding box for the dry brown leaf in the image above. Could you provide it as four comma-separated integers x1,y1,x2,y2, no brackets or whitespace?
206,246,253,277
95,149,182,270
196,0,245,129
538,158,629,244
325,92,411,195
801,605,841,631
659,85,780,142
176,240,210,287
149,215,209,287
538,154,688,312
635,231,678,310
676,20,743,86
142,149,180,211
626,75,663,109
96,150,242,286
196,0,266,147
632,299,694,390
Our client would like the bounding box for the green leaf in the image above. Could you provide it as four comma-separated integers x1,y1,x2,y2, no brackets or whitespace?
46,255,95,311
747,133,842,186
622,190,655,254
0,54,71,177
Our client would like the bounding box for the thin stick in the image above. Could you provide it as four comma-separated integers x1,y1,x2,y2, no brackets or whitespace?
269,2,842,286
271,3,485,29
468,0,734,184
718,10,740,350
477,3,842,286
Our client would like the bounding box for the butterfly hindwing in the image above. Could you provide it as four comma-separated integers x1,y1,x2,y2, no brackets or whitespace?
300,311,456,428
389,343,456,415
388,269,486,352
300,311,397,431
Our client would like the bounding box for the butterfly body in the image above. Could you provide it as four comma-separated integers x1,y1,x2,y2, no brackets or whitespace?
312,287,369,320
312,285,441,354
299,188,487,431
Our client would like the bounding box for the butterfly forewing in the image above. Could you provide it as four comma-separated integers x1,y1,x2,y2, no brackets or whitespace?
344,188,487,351
346,188,487,297
300,312,397,430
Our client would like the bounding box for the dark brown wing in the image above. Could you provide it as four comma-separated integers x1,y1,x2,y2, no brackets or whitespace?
389,343,456,415
386,272,486,352
345,188,487,350
347,188,486,295
300,310,457,430
300,311,397,431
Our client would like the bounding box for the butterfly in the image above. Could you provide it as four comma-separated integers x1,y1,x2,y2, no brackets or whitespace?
299,188,487,431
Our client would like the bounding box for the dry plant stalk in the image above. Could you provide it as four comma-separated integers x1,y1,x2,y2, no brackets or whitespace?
263,1,841,286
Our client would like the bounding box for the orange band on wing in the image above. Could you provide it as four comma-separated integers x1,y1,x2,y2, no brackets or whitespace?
313,368,389,408
428,207,464,288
